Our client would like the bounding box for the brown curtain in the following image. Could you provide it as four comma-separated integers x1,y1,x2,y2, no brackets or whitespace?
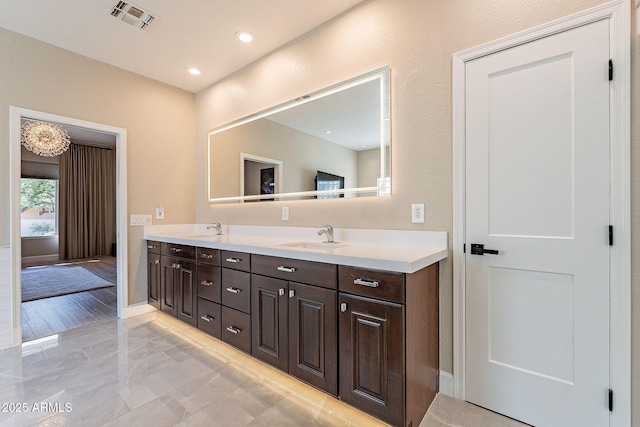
59,143,116,259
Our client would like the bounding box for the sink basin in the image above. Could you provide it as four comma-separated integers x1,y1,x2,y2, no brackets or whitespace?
177,234,222,239
279,241,349,250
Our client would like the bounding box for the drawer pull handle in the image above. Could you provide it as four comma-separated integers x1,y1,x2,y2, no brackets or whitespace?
289,290,295,298
340,302,348,312
201,281,213,287
200,315,214,322
226,326,241,335
277,266,296,273
154,260,159,265
279,288,285,296
171,263,181,269
170,247,183,253
354,278,380,288
147,245,156,249
225,257,241,263
201,253,214,259
226,287,241,294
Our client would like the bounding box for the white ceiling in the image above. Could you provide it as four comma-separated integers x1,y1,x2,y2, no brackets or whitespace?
0,0,364,93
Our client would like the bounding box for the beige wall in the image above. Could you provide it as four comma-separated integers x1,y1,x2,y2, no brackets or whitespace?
0,28,197,304
196,0,638,421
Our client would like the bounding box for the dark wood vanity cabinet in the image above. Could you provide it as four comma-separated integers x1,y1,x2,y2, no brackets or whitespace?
146,241,161,309
154,243,198,326
196,247,222,339
338,263,439,427
146,240,439,427
219,250,252,354
251,255,338,396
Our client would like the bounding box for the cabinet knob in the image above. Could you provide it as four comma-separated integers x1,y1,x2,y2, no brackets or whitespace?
171,263,181,269
154,260,159,265
340,302,348,312
279,288,285,296
289,290,295,298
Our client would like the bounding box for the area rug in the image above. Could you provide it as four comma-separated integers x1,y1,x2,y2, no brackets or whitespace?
21,264,115,302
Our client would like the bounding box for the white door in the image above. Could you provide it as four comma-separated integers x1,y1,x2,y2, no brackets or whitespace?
465,20,610,427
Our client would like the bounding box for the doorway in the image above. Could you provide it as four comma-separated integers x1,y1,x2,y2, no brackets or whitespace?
9,107,129,347
20,122,118,341
451,1,630,426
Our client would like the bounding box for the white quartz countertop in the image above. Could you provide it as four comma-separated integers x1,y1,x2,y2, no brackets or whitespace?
143,224,447,274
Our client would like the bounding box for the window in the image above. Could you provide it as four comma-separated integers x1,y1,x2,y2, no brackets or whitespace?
20,178,58,237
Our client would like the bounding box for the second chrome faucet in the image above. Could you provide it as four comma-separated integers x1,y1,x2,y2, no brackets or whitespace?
317,224,336,243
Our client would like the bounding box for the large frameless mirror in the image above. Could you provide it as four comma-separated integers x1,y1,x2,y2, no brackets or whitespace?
207,66,390,203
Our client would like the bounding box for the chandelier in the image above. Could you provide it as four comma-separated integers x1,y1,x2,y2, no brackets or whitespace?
21,120,71,157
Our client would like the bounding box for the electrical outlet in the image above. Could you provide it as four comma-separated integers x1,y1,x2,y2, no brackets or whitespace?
411,203,425,223
156,205,164,219
131,214,152,226
282,206,289,221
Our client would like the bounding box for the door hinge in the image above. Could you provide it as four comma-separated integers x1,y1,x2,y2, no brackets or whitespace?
609,389,613,412
609,225,614,246
609,59,613,81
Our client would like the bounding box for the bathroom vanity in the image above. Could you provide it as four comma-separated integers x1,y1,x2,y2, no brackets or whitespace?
144,225,446,427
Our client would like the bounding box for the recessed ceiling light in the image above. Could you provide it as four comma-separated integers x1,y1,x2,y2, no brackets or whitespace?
235,31,255,43
325,130,331,134
186,67,201,76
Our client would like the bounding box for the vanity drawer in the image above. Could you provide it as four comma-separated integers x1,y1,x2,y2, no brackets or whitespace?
221,250,251,272
221,268,251,313
161,242,196,260
198,265,221,303
252,254,337,289
146,240,161,254
197,247,220,265
222,306,251,354
197,298,221,339
338,266,405,303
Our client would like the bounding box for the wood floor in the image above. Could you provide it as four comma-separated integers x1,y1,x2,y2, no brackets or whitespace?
21,257,118,342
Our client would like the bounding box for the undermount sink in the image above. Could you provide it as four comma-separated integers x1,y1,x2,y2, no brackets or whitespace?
279,241,349,250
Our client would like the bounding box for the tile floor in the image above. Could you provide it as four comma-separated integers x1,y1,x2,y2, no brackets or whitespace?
0,311,528,427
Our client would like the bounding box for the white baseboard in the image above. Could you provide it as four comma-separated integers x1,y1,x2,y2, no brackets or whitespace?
22,254,59,264
121,303,157,319
439,371,454,397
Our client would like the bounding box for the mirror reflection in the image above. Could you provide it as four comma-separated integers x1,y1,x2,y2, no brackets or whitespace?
207,66,390,203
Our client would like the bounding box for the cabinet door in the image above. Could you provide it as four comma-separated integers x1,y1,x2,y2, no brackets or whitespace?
176,260,197,326
289,282,337,396
251,275,288,371
339,293,404,426
147,253,161,309
160,256,178,317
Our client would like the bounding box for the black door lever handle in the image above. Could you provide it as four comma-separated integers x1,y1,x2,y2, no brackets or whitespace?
470,243,499,256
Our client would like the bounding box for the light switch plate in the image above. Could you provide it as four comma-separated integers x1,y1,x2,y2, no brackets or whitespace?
411,203,425,223
156,206,164,219
282,206,289,221
131,214,152,226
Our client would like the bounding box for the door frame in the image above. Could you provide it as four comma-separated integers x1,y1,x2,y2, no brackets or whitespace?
452,1,630,425
9,106,129,347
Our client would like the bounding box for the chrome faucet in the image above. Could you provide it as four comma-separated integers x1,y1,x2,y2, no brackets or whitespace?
317,224,335,243
206,222,222,235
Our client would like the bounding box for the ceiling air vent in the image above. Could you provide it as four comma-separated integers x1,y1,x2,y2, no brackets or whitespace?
108,1,159,31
